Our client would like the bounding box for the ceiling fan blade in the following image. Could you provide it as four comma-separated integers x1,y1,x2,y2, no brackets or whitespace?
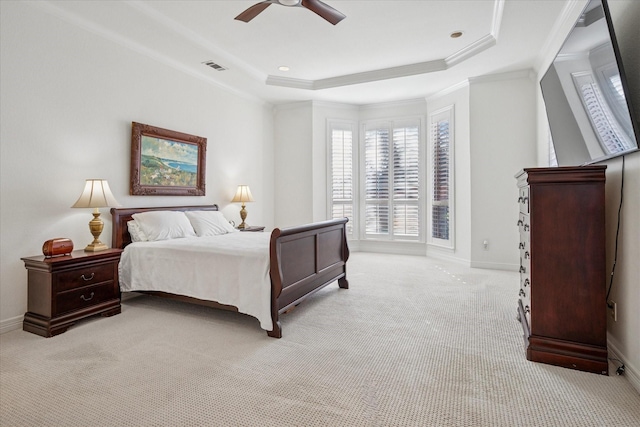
235,2,273,23
301,0,346,25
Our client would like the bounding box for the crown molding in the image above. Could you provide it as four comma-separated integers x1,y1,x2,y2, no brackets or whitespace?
267,0,505,91
468,68,536,84
425,80,471,102
359,98,427,111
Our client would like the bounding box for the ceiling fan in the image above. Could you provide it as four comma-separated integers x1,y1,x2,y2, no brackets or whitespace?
235,0,346,25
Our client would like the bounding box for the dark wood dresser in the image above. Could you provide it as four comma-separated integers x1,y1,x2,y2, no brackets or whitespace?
22,249,122,337
515,166,608,375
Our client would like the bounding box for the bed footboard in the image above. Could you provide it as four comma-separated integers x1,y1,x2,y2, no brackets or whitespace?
268,218,349,338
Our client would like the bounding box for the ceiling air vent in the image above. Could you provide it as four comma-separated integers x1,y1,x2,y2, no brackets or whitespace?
203,61,227,71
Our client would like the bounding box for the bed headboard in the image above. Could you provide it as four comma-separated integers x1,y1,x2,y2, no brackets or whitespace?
110,205,219,249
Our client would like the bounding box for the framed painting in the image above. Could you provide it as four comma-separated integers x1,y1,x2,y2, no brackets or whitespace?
130,122,206,196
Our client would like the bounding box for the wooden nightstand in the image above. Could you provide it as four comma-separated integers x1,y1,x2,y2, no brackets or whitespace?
21,248,122,337
239,226,265,232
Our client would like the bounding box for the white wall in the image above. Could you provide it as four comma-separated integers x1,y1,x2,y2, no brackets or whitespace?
468,72,538,270
0,1,275,329
273,102,313,227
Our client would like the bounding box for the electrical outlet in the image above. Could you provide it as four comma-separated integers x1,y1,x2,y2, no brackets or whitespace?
609,301,617,322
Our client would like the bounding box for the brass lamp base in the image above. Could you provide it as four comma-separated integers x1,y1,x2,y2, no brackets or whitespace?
85,209,108,252
85,242,108,252
237,203,248,229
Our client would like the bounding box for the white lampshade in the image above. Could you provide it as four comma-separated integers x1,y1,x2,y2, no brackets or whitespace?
231,185,254,203
72,179,120,208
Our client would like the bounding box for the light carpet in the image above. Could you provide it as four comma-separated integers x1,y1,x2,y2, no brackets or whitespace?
1,253,638,426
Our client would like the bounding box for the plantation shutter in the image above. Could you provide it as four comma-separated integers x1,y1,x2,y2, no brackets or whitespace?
364,127,390,235
431,116,450,241
364,120,421,239
330,124,354,234
392,125,420,236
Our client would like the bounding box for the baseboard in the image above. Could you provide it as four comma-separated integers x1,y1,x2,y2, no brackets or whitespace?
355,240,427,256
0,314,23,335
470,260,519,271
425,249,470,267
608,333,640,394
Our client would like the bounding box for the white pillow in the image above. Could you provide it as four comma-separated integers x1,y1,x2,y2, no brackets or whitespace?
184,211,237,236
127,220,148,242
131,211,196,241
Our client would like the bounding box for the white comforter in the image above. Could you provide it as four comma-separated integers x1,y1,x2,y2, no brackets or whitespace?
118,232,273,331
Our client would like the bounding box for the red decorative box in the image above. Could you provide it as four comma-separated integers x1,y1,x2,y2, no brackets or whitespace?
42,238,74,257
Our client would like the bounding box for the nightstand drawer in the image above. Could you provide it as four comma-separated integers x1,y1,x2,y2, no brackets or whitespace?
55,282,116,315
55,263,115,291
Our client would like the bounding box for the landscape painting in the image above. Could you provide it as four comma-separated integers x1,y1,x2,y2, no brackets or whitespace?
130,122,206,196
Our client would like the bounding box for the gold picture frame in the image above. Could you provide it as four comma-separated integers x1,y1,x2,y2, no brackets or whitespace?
130,122,206,196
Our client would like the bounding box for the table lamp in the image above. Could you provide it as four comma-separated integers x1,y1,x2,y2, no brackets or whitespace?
71,179,120,251
231,185,254,229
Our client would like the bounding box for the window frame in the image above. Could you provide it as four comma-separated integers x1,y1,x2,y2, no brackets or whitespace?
327,119,357,238
427,106,455,249
359,117,424,242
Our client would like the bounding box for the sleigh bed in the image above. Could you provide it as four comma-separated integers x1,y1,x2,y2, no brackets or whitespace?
111,205,349,338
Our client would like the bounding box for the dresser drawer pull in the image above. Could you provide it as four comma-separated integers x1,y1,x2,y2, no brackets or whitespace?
80,292,95,301
524,305,530,314
523,224,530,231
81,273,95,281
518,196,523,203
519,266,526,273
524,251,530,259
519,289,526,297
523,197,528,204
519,242,525,249
524,279,530,287
517,219,523,226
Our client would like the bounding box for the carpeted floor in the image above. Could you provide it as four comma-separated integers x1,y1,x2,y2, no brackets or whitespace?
1,253,639,426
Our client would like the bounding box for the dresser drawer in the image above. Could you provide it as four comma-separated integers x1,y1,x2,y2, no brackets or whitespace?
54,263,116,292
55,282,117,315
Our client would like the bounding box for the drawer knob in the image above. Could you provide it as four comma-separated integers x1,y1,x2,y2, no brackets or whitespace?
519,266,526,273
524,251,530,259
519,242,525,249
524,279,530,287
519,289,526,297
81,273,95,281
523,224,530,232
524,305,530,314
80,292,95,301
518,196,523,203
517,219,523,226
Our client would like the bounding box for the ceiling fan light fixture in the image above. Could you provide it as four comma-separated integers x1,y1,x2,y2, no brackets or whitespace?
235,0,344,25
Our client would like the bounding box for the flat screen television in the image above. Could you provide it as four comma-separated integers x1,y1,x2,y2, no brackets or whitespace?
540,0,639,166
